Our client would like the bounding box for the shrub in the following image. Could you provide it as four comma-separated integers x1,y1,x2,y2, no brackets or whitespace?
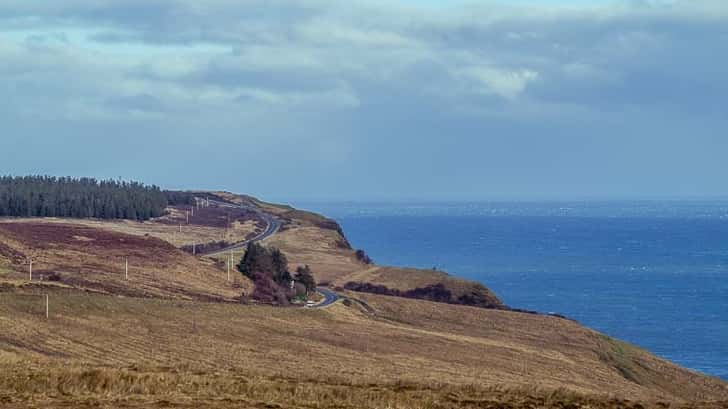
355,249,373,265
343,281,504,310
46,272,62,282
250,273,289,306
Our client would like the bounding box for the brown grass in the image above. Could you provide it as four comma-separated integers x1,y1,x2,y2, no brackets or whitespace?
1,206,259,248
263,226,364,283
2,364,726,408
0,288,726,408
0,221,251,301
334,266,505,308
1,193,727,408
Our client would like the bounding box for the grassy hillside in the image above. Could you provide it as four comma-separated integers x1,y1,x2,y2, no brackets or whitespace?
0,286,726,408
0,209,259,249
263,223,363,283
0,221,249,301
1,191,727,407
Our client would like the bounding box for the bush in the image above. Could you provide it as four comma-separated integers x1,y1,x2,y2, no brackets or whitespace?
343,281,503,309
355,249,373,265
250,273,289,306
46,272,62,282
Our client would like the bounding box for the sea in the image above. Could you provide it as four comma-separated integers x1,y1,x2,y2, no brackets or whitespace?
295,201,728,381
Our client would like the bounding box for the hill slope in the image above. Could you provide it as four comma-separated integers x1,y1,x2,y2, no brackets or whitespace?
0,286,726,408
0,220,249,301
0,191,727,408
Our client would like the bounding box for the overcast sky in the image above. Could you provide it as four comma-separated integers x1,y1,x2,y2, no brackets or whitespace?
1,0,726,201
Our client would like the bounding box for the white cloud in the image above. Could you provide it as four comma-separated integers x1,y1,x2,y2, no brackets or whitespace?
456,66,539,99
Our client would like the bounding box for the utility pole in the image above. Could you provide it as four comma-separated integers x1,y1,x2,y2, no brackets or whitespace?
186,211,189,224
125,257,129,280
192,243,196,255
229,250,234,282
45,294,49,319
29,258,33,281
227,254,231,282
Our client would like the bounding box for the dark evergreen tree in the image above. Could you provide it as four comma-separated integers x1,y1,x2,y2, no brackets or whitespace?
237,242,270,279
294,265,316,293
0,175,167,221
163,190,197,206
271,248,292,285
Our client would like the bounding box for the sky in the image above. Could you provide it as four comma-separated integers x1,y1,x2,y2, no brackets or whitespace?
1,0,727,202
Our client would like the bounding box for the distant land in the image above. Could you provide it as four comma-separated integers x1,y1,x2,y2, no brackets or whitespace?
0,176,726,408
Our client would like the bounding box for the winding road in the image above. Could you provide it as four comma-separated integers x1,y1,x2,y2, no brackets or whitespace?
204,199,281,257
313,287,340,308
204,198,340,309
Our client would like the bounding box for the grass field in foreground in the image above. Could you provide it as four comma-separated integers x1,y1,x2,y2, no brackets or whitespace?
1,287,726,408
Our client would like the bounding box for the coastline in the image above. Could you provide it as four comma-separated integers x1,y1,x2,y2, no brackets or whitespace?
295,200,728,381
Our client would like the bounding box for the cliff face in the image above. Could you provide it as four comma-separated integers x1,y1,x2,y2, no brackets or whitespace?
245,196,506,309
277,209,352,250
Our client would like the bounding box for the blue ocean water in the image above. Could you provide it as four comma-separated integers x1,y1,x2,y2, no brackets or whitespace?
296,202,728,381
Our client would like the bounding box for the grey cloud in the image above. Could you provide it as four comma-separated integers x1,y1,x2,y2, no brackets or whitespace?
2,0,727,199
186,57,339,94
1,0,325,45
105,94,166,113
3,0,726,116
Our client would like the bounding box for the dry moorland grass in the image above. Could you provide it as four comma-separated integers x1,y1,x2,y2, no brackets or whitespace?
2,365,726,409
336,266,468,290
263,226,365,283
0,287,726,408
334,266,504,304
0,207,259,249
1,194,727,408
0,221,250,301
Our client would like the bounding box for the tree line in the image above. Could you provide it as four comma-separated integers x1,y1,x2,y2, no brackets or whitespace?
163,190,198,206
0,175,168,221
